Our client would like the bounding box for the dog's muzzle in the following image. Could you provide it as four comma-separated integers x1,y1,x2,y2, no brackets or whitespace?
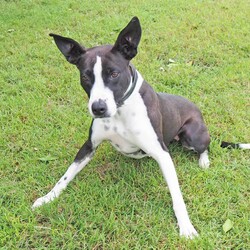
91,99,108,117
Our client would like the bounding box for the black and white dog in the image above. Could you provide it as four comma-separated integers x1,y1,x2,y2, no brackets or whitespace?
32,17,250,238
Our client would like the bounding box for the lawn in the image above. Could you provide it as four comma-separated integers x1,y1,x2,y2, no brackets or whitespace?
0,0,249,249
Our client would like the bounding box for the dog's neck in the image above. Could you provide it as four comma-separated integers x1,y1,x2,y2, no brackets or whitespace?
116,65,138,107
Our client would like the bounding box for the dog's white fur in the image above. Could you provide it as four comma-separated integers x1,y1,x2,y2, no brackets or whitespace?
199,150,210,169
239,144,250,149
88,56,117,117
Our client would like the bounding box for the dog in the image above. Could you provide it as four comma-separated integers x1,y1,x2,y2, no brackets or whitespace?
32,17,249,238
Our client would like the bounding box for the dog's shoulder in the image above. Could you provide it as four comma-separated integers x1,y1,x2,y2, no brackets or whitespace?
138,81,167,150
138,81,159,105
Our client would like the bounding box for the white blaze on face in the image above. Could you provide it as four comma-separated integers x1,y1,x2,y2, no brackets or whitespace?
88,56,117,117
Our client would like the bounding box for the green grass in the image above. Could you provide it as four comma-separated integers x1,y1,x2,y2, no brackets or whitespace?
1,0,249,249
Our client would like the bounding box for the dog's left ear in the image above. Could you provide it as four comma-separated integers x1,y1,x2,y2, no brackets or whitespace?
112,16,142,60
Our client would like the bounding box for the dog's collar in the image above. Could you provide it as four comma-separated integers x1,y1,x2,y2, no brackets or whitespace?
117,65,138,107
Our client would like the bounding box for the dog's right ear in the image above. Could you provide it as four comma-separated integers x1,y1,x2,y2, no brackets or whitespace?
49,34,86,65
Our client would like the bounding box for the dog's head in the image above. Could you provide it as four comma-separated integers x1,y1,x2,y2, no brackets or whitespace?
50,17,142,118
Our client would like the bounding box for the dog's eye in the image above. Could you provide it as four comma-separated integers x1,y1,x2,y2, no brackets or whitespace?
110,72,119,79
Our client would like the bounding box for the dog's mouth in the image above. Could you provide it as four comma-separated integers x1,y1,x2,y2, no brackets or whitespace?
91,113,111,119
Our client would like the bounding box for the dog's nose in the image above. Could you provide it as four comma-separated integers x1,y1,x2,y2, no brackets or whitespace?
91,100,107,117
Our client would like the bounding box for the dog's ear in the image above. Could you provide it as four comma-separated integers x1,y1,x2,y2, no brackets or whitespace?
49,34,86,65
112,16,142,60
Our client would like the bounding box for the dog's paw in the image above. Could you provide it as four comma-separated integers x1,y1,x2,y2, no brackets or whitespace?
199,158,210,169
179,222,198,239
199,150,210,169
32,194,54,209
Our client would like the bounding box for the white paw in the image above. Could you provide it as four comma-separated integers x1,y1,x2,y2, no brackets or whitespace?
179,222,199,239
32,193,55,209
199,157,210,169
199,150,210,169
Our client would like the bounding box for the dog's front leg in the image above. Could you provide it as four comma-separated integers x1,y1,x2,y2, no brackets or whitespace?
150,150,198,239
32,139,95,209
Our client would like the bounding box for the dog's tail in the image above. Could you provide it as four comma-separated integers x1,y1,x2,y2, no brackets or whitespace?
221,141,250,149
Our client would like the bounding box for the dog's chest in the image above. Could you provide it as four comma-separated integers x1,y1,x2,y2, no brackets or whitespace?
91,94,153,159
92,115,145,158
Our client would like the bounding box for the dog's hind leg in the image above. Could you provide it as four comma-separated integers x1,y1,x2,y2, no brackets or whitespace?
179,119,210,168
32,139,95,209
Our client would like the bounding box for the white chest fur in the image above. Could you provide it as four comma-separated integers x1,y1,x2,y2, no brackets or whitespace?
91,97,147,158
90,72,159,159
94,117,145,158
